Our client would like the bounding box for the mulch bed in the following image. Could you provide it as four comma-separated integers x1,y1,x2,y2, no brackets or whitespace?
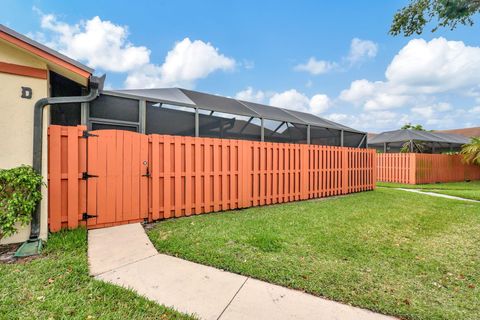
0,242,41,264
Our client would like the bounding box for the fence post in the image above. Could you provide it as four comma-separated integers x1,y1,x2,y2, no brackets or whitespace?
66,126,80,229
342,148,349,194
409,153,416,184
240,140,250,208
372,150,376,189
301,145,309,200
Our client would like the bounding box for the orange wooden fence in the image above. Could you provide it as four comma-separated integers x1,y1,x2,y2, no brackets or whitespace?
48,125,376,231
376,153,480,184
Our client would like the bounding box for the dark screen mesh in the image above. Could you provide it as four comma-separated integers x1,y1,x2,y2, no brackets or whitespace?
49,71,83,126
181,89,258,117
310,126,341,146
198,110,261,141
90,95,139,122
241,101,303,124
263,120,308,144
146,103,195,136
91,122,138,132
343,131,366,147
369,141,464,153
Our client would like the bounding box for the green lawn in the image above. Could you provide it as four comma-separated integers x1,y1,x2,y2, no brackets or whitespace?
0,229,194,320
377,181,480,201
148,189,480,320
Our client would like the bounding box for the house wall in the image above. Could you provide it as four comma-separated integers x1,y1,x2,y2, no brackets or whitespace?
0,40,49,244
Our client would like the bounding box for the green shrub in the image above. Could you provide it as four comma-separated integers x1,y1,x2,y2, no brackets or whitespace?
0,165,43,239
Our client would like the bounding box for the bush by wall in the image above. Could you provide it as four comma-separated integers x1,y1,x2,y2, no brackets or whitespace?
0,165,43,239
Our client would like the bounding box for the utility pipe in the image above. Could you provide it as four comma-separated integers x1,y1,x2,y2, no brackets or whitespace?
29,75,104,241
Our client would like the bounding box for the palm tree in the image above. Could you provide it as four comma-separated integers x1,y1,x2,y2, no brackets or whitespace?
461,137,480,166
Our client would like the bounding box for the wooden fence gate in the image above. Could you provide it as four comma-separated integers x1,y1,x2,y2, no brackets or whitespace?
84,130,149,228
48,125,376,231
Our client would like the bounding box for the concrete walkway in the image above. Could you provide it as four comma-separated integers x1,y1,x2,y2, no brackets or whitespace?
396,188,479,203
88,223,395,320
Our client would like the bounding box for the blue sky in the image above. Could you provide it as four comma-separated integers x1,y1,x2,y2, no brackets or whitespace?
2,0,480,132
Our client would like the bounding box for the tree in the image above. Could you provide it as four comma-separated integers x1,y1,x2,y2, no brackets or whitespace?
461,137,480,166
401,123,426,131
390,0,480,36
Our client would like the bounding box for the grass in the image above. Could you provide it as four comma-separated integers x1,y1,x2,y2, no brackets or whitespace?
148,189,480,320
0,229,194,320
378,181,480,201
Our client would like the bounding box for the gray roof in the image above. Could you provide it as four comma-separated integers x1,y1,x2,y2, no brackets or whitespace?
368,129,469,145
105,88,364,133
0,24,94,73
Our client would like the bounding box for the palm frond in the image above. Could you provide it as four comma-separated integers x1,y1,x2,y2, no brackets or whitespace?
461,137,480,166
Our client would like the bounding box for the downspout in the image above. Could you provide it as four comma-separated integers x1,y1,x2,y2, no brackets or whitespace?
29,75,105,241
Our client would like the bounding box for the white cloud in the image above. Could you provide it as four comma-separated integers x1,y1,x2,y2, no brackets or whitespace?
126,38,235,88
340,38,480,112
339,79,376,105
309,94,331,114
160,38,235,85
410,102,457,126
295,38,377,75
269,89,311,112
326,113,351,123
347,38,378,64
268,89,331,114
386,37,480,93
363,92,411,111
235,87,331,115
411,102,451,119
235,87,266,103
470,106,480,114
326,111,410,131
340,80,410,111
242,59,255,69
35,10,236,88
39,14,150,72
294,57,336,75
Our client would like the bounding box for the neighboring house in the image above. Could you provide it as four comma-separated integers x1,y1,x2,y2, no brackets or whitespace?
367,132,377,141
433,127,480,139
0,24,93,244
368,129,469,153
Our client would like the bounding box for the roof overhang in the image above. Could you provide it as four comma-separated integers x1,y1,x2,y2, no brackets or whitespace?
0,24,93,85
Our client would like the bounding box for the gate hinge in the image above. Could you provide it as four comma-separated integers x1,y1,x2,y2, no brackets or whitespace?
82,172,99,180
82,130,98,138
82,212,97,220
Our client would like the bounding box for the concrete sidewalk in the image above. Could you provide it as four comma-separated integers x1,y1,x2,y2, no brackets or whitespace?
396,188,479,202
88,223,396,320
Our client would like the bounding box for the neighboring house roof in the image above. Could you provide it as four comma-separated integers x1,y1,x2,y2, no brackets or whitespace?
106,88,365,133
368,129,469,145
0,24,93,79
367,132,377,141
433,127,480,138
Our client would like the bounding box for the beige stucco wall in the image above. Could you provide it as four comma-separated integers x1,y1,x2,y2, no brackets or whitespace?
0,41,49,244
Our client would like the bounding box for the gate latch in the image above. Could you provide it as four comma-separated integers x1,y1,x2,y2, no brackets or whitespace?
82,212,97,220
142,167,151,178
82,172,98,180
82,130,98,138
